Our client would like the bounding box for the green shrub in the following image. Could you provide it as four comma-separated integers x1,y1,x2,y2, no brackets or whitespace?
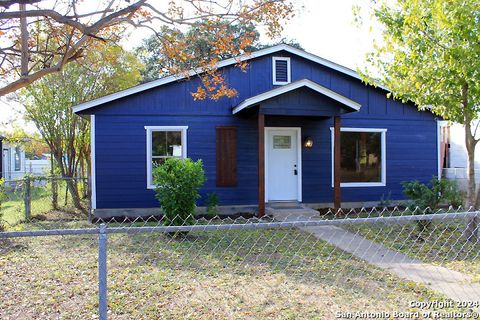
402,177,463,211
205,192,219,217
153,158,205,226
402,177,464,233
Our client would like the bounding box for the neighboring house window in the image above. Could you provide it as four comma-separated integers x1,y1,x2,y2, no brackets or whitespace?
272,57,291,85
216,126,237,187
145,126,188,189
14,146,21,171
331,128,387,187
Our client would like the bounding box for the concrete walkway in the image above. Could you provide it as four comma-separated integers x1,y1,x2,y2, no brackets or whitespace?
271,209,480,301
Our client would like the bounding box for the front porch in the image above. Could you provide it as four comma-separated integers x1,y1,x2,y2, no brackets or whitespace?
232,79,362,217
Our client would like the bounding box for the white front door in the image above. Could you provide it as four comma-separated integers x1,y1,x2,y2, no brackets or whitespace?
266,128,301,202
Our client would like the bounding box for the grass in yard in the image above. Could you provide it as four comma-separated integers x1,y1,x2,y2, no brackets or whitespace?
1,181,87,228
0,219,470,320
345,220,480,282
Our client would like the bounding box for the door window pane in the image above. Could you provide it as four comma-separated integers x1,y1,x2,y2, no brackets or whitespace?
340,132,381,183
273,135,291,149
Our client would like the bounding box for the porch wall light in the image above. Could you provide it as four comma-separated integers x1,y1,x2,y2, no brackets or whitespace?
304,136,314,148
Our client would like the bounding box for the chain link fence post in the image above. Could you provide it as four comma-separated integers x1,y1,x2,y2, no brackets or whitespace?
98,223,108,320
24,176,31,220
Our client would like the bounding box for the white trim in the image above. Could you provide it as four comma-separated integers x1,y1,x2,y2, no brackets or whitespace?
145,126,188,189
144,125,189,131
272,57,291,85
233,79,361,114
436,120,449,179
264,127,302,202
330,127,387,188
437,120,449,181
330,127,388,133
90,115,96,210
72,44,382,114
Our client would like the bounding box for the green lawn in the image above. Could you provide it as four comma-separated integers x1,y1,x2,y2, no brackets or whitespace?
1,181,87,228
0,220,469,319
345,219,480,282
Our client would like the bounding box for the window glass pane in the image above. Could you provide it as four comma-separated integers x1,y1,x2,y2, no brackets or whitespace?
14,147,21,171
273,135,291,149
166,131,182,156
152,158,166,167
152,131,167,156
149,129,185,186
340,132,381,183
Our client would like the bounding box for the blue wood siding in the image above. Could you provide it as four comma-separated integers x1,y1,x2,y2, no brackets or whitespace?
95,114,258,208
260,87,351,116
91,50,439,209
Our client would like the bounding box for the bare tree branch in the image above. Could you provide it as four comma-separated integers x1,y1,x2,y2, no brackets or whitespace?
0,0,292,96
19,2,28,76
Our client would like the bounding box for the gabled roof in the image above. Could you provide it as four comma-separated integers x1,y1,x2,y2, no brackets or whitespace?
72,44,375,114
232,79,361,114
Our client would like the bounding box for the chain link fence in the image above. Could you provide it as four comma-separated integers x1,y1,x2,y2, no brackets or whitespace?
0,175,89,229
0,205,479,319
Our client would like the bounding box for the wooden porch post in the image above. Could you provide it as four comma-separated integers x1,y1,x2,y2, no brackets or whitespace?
333,116,341,214
258,113,265,217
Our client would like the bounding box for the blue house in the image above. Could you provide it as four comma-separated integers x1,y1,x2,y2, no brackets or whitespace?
73,44,440,218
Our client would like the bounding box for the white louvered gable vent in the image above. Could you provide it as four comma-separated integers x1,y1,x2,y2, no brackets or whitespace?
272,57,291,85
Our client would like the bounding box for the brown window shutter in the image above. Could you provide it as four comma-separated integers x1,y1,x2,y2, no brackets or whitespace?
216,126,237,187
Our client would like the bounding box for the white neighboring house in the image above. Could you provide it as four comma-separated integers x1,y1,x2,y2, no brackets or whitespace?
441,120,480,190
1,136,26,181
25,158,51,176
1,136,51,181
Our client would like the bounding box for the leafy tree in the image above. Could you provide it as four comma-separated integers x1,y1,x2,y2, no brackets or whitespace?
137,21,302,84
0,0,293,96
359,0,480,240
255,38,303,51
20,44,142,212
3,127,49,160
136,21,260,83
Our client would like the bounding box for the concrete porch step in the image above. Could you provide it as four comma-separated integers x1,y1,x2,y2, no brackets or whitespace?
267,205,320,221
267,201,303,209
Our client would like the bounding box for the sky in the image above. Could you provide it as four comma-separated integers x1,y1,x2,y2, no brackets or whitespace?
0,0,379,134
278,0,377,70
122,0,378,70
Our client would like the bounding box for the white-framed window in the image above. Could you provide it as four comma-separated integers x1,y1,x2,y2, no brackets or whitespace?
272,57,291,85
331,128,387,187
145,126,188,189
14,146,21,171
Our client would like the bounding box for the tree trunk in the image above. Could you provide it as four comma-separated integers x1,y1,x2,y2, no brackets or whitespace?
50,156,58,210
464,122,478,241
53,153,85,213
66,177,86,214
462,84,478,241
465,120,476,207
79,158,88,199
